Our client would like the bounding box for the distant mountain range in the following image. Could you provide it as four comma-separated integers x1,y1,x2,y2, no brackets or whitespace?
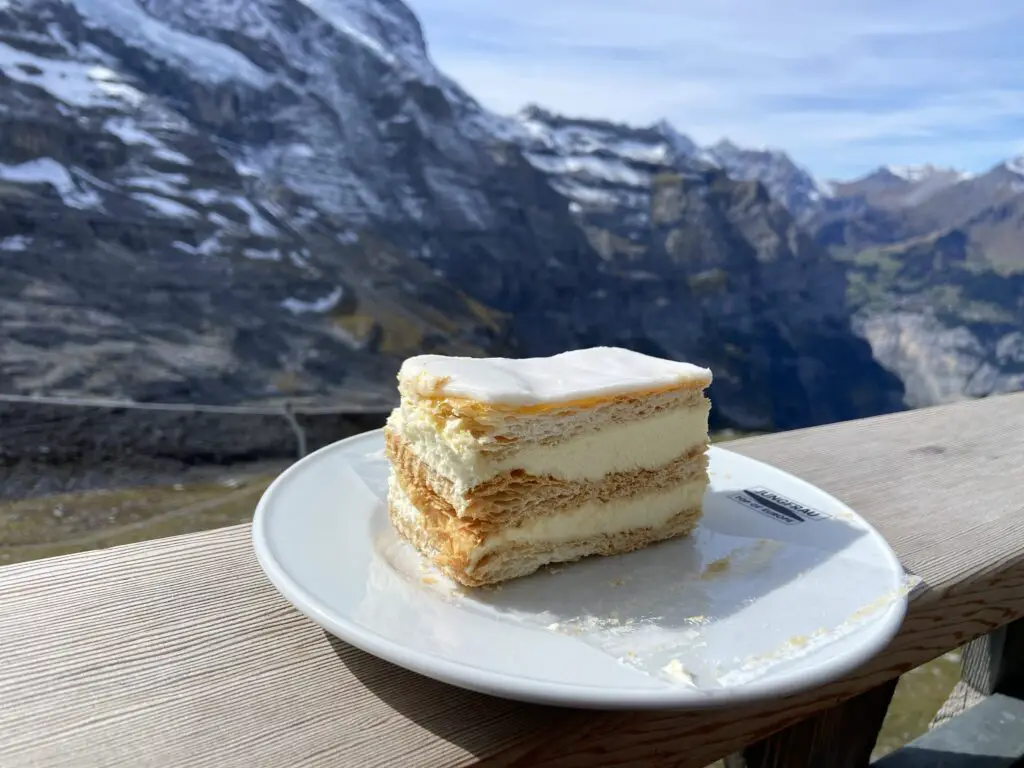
0,0,1019,431
511,107,1024,409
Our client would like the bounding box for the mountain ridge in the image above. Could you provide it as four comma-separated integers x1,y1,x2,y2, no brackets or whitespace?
0,0,1018,427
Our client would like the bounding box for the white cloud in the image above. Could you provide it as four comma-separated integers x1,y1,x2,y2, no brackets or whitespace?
409,0,1024,178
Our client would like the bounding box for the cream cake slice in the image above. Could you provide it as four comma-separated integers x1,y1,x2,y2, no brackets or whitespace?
384,346,713,587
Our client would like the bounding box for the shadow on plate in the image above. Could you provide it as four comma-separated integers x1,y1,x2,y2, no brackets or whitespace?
464,489,870,634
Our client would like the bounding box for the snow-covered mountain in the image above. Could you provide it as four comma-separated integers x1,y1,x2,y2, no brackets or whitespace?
508,106,715,253
499,105,1024,414
507,114,834,228
0,0,542,405
703,139,830,223
495,107,906,427
883,164,971,184
828,164,971,211
0,0,926,429
818,155,1024,259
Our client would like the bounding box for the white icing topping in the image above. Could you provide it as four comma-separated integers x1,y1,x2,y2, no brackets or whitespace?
399,346,712,405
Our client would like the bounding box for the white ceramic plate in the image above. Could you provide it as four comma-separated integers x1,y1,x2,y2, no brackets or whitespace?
252,429,911,710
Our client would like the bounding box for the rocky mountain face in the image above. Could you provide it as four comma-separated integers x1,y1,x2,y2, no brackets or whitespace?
803,162,1024,408
815,162,1024,255
699,139,1024,408
829,165,967,212
0,0,963,432
838,229,1024,409
503,109,905,428
703,139,828,225
0,0,557,409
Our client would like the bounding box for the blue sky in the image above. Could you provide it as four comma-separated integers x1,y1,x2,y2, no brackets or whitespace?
407,0,1024,180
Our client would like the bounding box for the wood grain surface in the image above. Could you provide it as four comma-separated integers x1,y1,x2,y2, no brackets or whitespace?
1,393,1023,768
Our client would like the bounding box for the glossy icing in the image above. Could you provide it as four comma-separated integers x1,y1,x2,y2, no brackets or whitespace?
398,346,712,405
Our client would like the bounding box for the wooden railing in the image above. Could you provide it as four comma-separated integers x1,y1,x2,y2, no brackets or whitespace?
1,393,1023,767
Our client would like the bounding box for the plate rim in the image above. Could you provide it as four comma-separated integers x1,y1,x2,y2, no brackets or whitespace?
252,428,910,710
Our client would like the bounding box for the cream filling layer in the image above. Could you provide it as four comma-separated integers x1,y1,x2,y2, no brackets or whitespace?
389,402,709,496
389,471,706,563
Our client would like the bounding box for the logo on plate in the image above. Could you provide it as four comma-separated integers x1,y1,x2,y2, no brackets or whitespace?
727,487,830,525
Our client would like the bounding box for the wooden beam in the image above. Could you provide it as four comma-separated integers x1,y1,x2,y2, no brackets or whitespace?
724,679,898,768
963,619,1024,699
931,617,1024,732
1,393,1023,768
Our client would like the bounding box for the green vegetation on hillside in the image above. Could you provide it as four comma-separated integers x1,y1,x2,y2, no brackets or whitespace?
838,241,1022,326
